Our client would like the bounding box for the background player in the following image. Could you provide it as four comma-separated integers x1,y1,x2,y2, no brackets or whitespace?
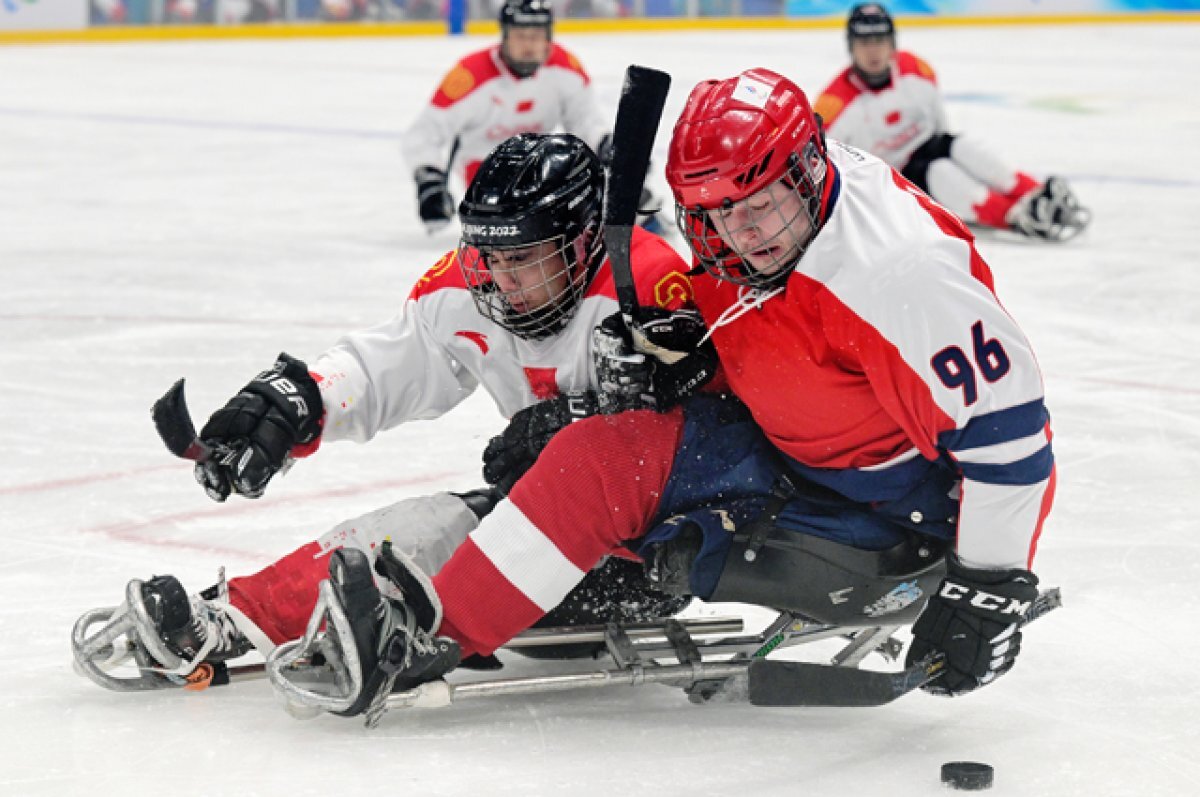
814,3,1090,240
401,0,610,234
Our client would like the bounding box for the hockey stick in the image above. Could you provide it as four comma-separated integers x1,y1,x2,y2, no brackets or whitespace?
151,378,220,463
747,587,1063,707
602,64,672,325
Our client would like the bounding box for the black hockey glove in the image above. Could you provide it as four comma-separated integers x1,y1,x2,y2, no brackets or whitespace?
906,552,1040,697
195,352,323,502
482,392,598,495
592,309,717,414
414,165,454,234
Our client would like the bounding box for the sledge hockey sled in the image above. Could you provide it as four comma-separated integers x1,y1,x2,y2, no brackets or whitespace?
73,528,1061,725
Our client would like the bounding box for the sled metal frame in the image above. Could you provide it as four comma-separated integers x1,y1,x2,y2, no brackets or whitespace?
379,611,903,716
73,598,893,699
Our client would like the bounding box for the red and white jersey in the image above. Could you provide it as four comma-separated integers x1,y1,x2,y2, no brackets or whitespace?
691,142,1054,571
401,44,609,189
814,51,948,171
312,227,693,443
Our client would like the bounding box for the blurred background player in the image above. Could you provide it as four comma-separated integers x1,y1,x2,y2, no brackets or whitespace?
813,3,1090,241
401,0,610,234
73,134,707,690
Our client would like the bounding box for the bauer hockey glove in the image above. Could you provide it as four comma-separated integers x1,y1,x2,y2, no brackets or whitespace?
414,166,454,234
592,309,717,414
482,392,599,495
195,352,323,501
906,552,1040,697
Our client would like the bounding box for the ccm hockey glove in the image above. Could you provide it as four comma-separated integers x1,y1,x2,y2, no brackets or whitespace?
482,392,598,495
906,552,1040,697
195,353,323,501
414,166,454,234
592,309,717,414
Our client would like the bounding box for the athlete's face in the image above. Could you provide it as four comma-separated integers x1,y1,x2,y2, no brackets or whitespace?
851,35,894,79
502,27,550,71
707,178,813,278
485,240,570,313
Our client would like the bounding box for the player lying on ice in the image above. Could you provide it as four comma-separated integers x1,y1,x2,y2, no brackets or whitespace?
73,132,711,690
813,3,1090,241
76,70,1056,721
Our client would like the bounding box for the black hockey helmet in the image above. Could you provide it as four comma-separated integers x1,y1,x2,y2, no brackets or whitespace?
499,0,552,32
458,133,605,340
847,3,895,44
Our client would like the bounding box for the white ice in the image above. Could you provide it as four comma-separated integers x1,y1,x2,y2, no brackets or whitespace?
2,22,1200,796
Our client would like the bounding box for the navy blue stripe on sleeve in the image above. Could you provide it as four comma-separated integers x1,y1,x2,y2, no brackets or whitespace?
957,443,1054,486
938,399,1050,453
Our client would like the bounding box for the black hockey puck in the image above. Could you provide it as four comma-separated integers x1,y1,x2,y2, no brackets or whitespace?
941,761,994,790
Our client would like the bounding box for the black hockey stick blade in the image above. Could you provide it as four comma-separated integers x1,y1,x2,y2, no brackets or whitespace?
602,64,671,322
151,378,216,463
748,652,945,708
748,587,1063,708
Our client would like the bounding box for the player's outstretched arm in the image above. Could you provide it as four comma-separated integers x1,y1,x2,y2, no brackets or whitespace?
194,352,323,502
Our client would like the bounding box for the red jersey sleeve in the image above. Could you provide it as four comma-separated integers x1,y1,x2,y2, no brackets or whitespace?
430,49,503,109
894,51,937,85
543,44,591,85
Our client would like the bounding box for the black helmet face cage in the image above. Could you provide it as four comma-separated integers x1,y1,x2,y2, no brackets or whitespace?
457,226,598,340
678,140,827,290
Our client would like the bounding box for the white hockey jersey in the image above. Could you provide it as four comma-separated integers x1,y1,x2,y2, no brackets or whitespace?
400,44,610,190
814,51,948,171
311,227,693,444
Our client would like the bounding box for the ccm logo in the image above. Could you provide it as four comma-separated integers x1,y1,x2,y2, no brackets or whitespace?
940,582,1030,616
266,377,311,419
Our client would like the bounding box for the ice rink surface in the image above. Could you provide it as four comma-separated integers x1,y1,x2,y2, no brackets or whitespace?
3,21,1200,796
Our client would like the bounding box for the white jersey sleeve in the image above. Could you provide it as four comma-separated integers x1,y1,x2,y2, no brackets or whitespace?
820,144,1053,570
312,301,478,445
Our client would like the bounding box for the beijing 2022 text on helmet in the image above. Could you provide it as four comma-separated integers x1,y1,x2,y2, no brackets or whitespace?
458,133,604,340
499,0,553,78
666,68,830,290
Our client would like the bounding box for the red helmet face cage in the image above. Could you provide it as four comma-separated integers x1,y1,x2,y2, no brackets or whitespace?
666,69,828,289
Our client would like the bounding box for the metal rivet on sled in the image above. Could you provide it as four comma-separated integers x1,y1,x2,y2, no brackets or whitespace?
909,511,923,524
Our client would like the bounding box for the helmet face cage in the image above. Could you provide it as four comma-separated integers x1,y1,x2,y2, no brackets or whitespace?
456,133,605,339
458,223,601,340
678,139,827,290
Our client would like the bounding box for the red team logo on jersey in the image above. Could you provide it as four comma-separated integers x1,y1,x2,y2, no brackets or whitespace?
523,367,560,400
455,330,490,354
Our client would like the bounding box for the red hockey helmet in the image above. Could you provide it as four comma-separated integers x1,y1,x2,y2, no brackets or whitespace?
666,68,829,289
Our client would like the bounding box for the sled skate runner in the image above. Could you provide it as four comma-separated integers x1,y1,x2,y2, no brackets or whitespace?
71,568,269,692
